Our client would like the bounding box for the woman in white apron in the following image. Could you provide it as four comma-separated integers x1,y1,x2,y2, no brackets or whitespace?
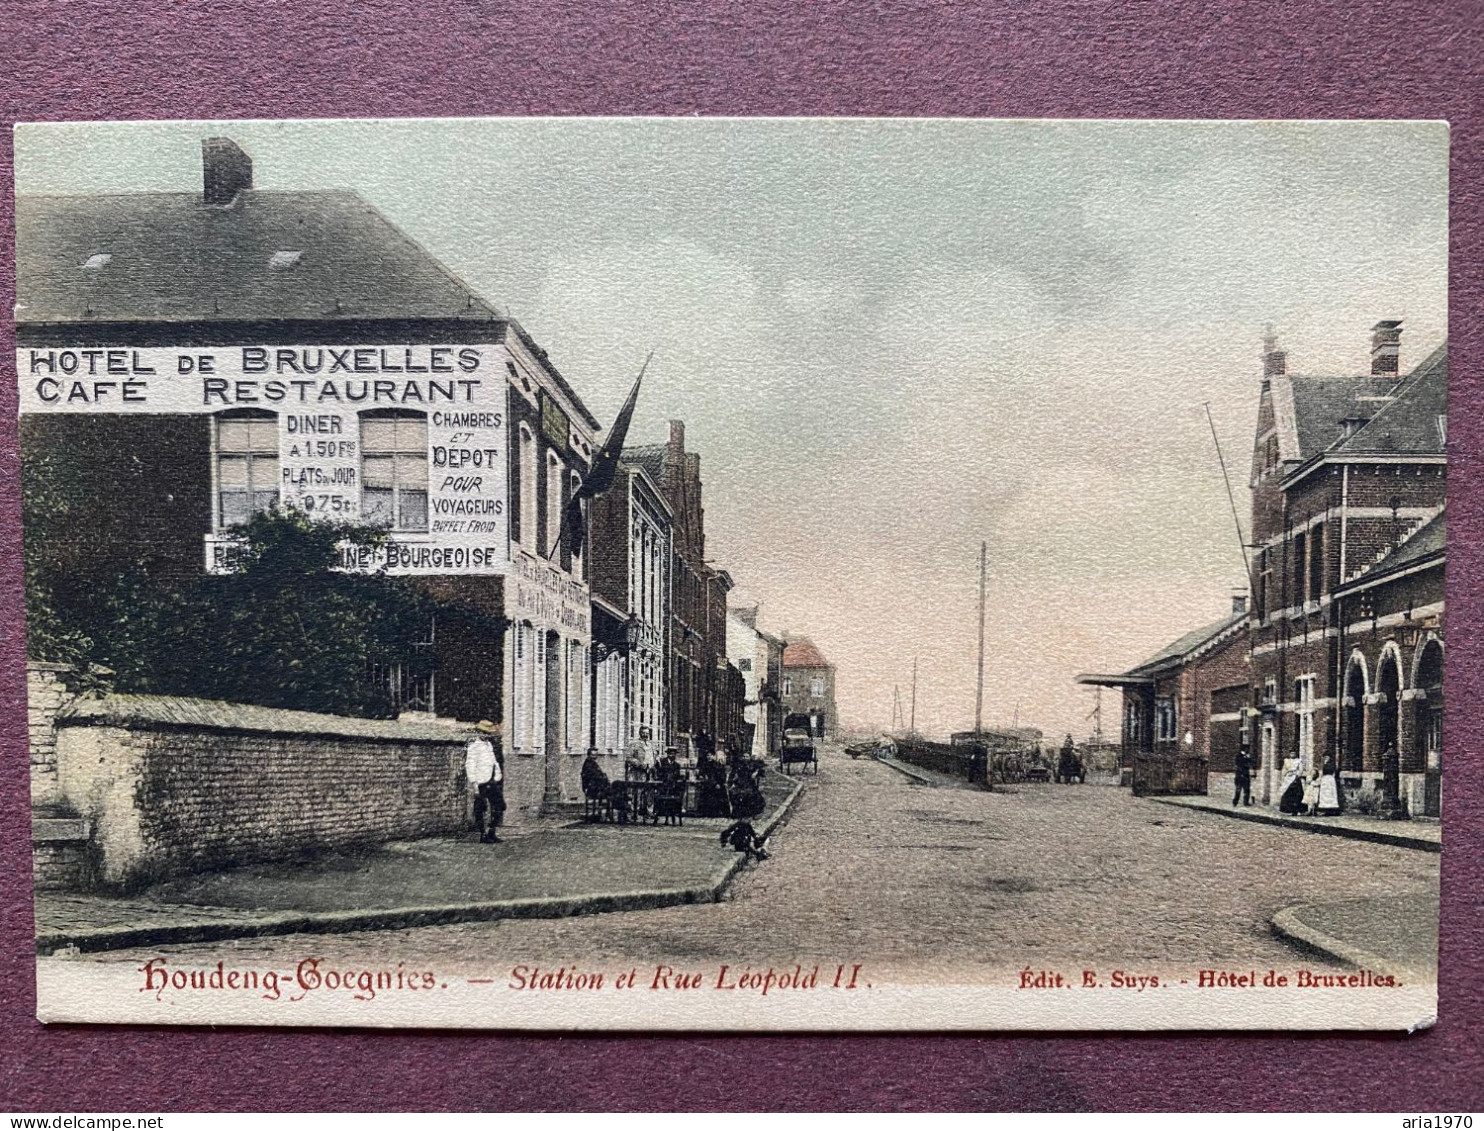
1279,757,1305,814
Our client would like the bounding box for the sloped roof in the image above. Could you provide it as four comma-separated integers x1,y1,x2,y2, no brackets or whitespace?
783,638,831,669
622,444,668,485
1333,342,1447,455
1077,610,1247,687
1129,610,1247,676
16,190,503,325
1273,342,1448,471
1283,375,1400,460
1336,509,1446,594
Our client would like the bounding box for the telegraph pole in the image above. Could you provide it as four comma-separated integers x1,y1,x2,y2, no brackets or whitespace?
975,540,987,739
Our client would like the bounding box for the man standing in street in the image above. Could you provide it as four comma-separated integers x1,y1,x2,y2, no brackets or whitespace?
466,719,505,844
1233,747,1254,807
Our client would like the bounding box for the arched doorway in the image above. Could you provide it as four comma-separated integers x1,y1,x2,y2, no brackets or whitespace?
1414,638,1444,817
1342,657,1366,773
1376,649,1402,804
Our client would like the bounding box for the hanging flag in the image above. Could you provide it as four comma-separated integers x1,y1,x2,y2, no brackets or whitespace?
551,351,652,560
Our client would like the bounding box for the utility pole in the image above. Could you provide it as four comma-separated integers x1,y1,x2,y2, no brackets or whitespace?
975,540,987,739
910,657,918,740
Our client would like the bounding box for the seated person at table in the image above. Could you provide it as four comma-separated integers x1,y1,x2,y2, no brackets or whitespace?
656,749,683,783
608,779,633,823
582,751,610,797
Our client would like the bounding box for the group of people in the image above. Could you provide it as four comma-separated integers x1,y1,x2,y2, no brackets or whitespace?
467,719,768,838
1232,749,1346,816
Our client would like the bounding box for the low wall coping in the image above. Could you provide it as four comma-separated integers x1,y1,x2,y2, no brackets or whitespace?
26,661,78,674
57,694,469,745
33,817,91,843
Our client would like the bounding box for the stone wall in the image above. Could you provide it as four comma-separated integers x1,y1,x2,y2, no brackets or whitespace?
28,662,80,808
54,694,468,890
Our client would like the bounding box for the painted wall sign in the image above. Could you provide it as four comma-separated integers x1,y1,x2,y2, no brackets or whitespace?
540,390,572,458
17,344,511,576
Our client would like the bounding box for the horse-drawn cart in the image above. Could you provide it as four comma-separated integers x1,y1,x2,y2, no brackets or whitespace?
780,716,819,774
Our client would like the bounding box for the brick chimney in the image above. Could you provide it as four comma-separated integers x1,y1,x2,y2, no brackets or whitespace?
1231,591,1248,616
202,137,253,206
1261,326,1286,380
668,419,685,452
1370,319,1402,376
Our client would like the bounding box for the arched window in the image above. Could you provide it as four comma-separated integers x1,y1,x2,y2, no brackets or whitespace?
546,451,563,558
570,470,584,578
215,409,279,528
360,409,428,531
518,424,536,550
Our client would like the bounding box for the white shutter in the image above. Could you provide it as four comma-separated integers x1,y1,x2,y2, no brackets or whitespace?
532,629,547,755
511,625,526,753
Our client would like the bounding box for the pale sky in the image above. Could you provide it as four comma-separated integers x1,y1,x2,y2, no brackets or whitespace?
14,118,1449,739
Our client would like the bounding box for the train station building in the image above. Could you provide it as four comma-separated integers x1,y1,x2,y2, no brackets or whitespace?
1077,322,1446,817
1245,325,1446,814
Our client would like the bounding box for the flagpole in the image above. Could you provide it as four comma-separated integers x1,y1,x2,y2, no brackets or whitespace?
546,351,654,561
975,540,987,739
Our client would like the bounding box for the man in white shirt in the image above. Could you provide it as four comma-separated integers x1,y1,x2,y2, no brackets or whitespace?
466,719,505,844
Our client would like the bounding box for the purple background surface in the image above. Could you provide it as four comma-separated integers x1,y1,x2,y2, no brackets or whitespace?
0,0,1480,1112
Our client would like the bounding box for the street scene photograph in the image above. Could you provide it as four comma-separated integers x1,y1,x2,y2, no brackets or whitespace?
13,117,1446,1030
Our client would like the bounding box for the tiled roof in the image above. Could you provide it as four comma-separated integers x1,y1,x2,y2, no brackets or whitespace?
1334,343,1447,455
621,445,669,490
783,638,831,669
16,190,502,325
1274,342,1448,468
1128,610,1248,677
1284,375,1400,460
1338,510,1446,593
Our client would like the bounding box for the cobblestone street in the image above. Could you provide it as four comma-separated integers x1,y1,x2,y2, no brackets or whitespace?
84,742,1439,982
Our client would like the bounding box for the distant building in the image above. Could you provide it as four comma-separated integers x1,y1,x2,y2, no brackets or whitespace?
781,637,837,738
727,606,785,760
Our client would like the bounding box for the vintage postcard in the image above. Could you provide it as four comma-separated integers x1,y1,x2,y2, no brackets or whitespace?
14,118,1446,1029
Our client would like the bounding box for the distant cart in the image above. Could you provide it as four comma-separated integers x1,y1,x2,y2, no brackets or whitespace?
950,728,1045,785
780,713,819,774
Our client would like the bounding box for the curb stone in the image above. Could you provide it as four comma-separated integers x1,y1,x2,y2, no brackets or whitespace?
1270,903,1409,981
37,777,808,957
1148,796,1440,852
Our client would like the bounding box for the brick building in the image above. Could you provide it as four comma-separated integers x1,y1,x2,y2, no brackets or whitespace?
586,457,673,766
623,421,741,755
15,136,606,823
1246,324,1446,814
780,637,838,738
1079,601,1251,795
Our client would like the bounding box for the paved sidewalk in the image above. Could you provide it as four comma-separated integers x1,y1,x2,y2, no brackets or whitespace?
1272,894,1439,979
1150,794,1441,852
36,774,803,955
